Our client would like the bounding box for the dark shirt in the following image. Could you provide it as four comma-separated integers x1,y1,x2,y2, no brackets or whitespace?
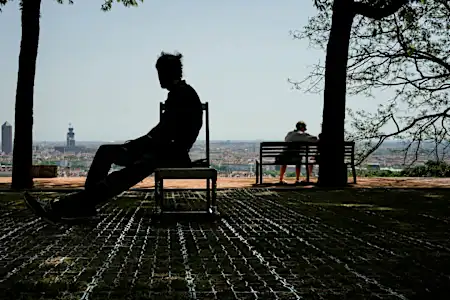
149,80,203,152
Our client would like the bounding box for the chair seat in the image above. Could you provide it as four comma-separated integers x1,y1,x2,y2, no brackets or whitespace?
155,167,217,179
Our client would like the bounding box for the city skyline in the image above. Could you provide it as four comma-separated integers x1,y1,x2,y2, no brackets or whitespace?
0,120,437,147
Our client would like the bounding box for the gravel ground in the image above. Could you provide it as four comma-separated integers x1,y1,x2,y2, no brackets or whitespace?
0,188,449,299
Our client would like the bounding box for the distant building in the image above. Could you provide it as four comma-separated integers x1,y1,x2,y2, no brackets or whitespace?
1,121,13,154
366,163,381,171
0,164,12,177
54,123,85,153
67,124,75,148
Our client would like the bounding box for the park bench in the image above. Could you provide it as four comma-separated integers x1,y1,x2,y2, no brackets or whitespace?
255,141,356,185
153,102,218,216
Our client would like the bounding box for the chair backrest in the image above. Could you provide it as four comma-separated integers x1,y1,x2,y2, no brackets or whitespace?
159,102,210,166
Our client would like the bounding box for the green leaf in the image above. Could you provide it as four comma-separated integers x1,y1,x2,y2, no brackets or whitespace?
406,45,415,56
101,0,143,11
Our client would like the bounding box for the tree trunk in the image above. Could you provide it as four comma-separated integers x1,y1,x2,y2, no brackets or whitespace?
11,0,42,190
318,0,355,187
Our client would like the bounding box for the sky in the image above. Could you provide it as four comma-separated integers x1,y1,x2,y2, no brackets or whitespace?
0,0,387,142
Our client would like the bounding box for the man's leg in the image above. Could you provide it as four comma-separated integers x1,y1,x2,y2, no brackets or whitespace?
90,158,156,206
85,144,127,190
24,155,156,224
308,165,314,177
63,156,156,209
279,165,287,183
295,165,301,182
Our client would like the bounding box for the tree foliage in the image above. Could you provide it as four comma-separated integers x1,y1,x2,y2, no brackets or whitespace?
0,0,143,12
356,160,450,177
401,160,450,176
291,0,449,166
0,0,7,11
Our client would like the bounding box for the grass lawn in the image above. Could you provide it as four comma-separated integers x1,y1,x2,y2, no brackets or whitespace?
0,188,449,299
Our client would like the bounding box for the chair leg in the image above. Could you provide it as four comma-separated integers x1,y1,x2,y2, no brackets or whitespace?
159,179,165,213
352,166,357,184
154,178,162,214
206,179,211,212
211,178,218,215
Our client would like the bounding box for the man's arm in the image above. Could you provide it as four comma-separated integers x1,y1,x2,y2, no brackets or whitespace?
123,101,178,152
285,131,293,142
307,134,319,143
148,98,178,144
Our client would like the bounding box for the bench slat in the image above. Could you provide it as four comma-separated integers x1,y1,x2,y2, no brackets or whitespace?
155,167,217,179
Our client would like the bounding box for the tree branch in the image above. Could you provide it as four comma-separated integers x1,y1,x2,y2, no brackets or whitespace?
296,0,450,166
353,0,409,20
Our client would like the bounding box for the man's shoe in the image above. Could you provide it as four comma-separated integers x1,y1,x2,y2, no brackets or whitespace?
24,192,61,225
24,192,98,225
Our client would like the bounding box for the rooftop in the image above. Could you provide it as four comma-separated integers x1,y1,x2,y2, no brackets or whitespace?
1,121,11,127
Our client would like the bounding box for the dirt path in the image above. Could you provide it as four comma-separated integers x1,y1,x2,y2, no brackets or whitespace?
0,176,449,189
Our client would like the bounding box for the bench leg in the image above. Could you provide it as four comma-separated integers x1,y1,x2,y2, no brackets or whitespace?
255,161,259,184
259,164,263,184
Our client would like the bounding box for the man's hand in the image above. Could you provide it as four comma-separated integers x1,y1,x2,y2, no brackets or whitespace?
125,135,152,151
115,135,154,166
114,145,133,167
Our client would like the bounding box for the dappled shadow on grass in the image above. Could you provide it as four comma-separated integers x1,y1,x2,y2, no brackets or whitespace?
0,188,449,299
277,189,450,232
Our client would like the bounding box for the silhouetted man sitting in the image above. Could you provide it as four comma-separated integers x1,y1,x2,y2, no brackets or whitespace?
24,51,203,224
277,121,318,184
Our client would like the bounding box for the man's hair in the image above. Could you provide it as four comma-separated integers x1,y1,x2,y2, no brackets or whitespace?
296,121,307,131
156,51,183,79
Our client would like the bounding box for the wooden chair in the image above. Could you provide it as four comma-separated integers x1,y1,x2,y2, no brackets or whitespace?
153,102,218,216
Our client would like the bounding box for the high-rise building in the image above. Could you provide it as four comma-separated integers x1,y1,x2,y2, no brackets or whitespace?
1,122,13,155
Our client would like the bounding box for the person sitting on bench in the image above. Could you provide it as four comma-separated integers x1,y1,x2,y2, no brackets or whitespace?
24,51,203,224
278,121,318,184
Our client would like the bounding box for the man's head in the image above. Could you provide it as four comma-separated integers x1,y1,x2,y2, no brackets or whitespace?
156,51,183,90
295,121,307,132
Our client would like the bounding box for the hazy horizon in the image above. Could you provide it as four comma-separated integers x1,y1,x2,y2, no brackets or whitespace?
33,139,413,144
